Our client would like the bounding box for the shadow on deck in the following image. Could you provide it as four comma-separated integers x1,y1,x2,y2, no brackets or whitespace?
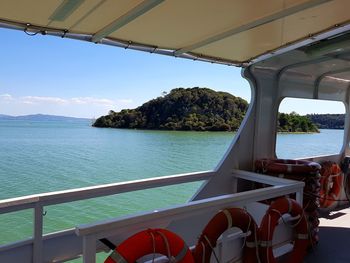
304,226,350,263
304,206,350,263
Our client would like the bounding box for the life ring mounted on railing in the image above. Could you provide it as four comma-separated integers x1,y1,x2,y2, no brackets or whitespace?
255,159,321,175
192,208,259,263
259,197,309,263
319,161,343,208
341,157,350,202
103,201,310,263
104,228,194,263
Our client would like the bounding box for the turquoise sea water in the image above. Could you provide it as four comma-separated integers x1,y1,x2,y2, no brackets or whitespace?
0,120,344,247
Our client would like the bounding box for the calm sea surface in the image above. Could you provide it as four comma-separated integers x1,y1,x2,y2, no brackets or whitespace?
0,120,344,247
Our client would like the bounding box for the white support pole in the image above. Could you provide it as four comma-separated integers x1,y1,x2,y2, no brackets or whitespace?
33,203,44,263
83,235,97,263
232,176,238,193
296,189,303,205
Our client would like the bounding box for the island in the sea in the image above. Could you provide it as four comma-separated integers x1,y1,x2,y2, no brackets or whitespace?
93,87,319,132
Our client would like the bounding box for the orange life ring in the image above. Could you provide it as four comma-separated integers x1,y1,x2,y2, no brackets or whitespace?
104,229,194,263
320,162,343,208
192,208,259,263
255,159,321,175
259,198,308,263
346,173,350,201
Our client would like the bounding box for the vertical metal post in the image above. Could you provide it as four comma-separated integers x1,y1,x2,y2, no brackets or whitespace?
232,175,238,193
296,187,303,205
83,235,96,263
33,203,44,263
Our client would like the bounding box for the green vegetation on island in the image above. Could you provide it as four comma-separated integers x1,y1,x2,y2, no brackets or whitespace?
93,88,248,131
278,112,319,133
93,87,321,133
307,114,344,129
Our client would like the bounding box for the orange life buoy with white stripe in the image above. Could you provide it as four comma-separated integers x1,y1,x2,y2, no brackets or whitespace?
192,208,259,263
320,162,343,208
255,159,321,175
259,198,308,263
104,229,194,263
345,173,350,201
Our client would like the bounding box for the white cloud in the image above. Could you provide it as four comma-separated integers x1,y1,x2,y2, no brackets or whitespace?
21,96,67,105
118,99,133,104
14,95,123,107
0,94,134,118
70,97,116,106
0,93,13,101
1,94,132,107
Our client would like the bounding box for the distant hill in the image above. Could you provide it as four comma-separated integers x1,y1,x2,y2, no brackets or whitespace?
94,87,248,131
307,114,344,129
0,114,89,122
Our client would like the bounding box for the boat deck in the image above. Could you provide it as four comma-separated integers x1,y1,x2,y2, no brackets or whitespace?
304,205,350,263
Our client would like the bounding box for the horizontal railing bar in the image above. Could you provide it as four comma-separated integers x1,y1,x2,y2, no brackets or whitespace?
0,169,303,263
76,183,303,238
0,202,36,215
296,153,340,161
0,171,213,214
232,169,305,186
0,228,77,252
0,238,33,252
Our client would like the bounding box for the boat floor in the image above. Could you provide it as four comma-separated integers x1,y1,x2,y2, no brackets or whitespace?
304,205,350,263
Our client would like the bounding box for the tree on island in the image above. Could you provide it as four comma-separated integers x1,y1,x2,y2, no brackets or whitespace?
307,114,344,129
93,87,319,133
278,112,318,133
93,87,248,131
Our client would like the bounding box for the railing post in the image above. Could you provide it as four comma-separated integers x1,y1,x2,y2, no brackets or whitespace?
232,176,238,193
296,188,303,205
83,235,96,263
33,203,44,263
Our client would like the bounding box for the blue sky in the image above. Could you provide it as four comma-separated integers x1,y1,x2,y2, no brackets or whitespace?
0,28,345,118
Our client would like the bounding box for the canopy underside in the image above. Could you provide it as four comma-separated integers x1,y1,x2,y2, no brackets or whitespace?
0,0,349,66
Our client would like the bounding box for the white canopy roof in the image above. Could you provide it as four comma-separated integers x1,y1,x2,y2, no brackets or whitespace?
0,0,349,66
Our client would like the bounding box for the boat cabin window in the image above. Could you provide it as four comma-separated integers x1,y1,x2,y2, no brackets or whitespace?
276,98,345,159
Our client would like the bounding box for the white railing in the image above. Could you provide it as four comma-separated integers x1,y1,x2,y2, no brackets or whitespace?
0,170,213,263
0,170,304,263
77,170,303,263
